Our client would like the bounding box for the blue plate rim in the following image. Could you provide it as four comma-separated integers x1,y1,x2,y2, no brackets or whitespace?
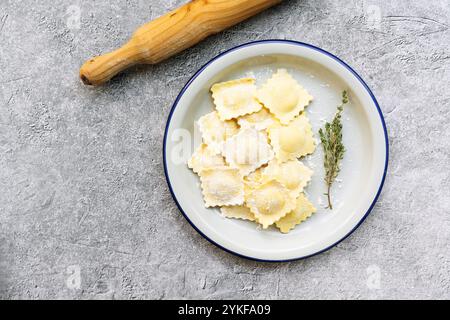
162,39,389,263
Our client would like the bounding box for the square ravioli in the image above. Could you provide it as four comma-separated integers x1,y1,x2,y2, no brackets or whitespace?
261,159,313,198
220,206,256,222
188,143,226,174
198,111,239,154
245,180,297,229
243,166,265,196
268,113,315,162
257,69,313,124
211,78,262,121
275,193,316,233
237,107,278,131
199,167,244,207
222,128,274,176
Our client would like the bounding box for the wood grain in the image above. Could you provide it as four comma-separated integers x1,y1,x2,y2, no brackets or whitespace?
79,0,282,86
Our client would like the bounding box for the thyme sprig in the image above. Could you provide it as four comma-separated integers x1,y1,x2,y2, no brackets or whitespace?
319,90,349,210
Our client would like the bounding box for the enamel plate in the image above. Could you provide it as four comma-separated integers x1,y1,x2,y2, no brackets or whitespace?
163,40,388,261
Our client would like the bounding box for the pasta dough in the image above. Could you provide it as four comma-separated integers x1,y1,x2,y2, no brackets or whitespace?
246,180,297,229
198,111,239,154
188,143,226,174
222,128,274,176
275,193,316,233
199,167,244,207
257,69,313,124
211,78,262,121
268,113,315,162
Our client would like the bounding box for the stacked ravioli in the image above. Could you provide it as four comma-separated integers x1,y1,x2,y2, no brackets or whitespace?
188,69,317,233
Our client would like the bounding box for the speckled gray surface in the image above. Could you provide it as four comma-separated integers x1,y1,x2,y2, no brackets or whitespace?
0,0,449,300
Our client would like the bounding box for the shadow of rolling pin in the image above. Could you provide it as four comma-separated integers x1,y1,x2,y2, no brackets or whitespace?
79,0,282,86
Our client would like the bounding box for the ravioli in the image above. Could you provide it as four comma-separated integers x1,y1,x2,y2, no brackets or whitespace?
262,159,313,198
199,167,244,207
244,166,265,186
188,143,226,174
237,107,278,131
198,111,239,154
221,206,256,221
245,180,297,229
267,113,315,162
222,128,274,176
187,71,318,233
275,193,316,233
243,166,266,196
211,78,262,121
257,69,313,124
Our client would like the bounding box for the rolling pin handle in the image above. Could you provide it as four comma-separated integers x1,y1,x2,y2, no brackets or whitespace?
79,42,141,86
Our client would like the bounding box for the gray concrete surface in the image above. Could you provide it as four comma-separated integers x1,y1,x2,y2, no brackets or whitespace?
0,0,449,300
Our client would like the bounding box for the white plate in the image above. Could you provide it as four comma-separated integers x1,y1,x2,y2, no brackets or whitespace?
163,40,388,261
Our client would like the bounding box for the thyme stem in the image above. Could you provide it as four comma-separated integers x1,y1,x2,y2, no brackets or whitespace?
327,184,333,210
319,90,348,210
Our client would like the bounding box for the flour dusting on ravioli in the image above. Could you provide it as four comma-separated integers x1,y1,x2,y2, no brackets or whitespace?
199,168,244,207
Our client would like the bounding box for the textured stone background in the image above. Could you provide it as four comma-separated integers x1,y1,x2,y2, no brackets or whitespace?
0,0,449,300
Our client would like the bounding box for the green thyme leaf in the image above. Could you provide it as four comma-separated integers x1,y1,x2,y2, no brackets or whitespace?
319,90,348,209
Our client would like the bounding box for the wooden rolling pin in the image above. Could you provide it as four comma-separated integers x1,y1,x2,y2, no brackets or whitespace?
79,0,282,86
